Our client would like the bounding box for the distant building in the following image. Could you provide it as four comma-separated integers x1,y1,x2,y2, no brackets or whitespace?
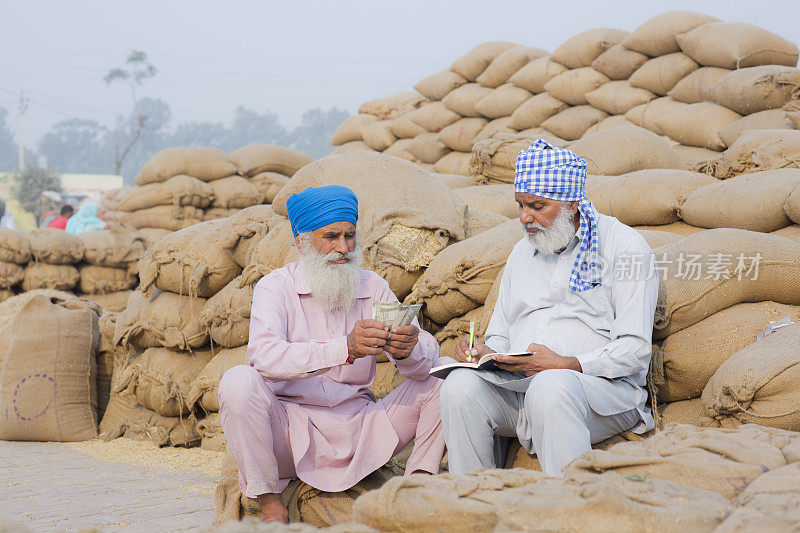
0,172,124,202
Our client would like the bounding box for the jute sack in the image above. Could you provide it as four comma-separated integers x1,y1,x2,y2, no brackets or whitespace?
208,176,264,209
370,361,407,400
652,229,800,339
203,207,239,221
230,143,312,177
239,216,298,287
632,221,706,237
0,289,17,304
404,219,520,325
0,295,100,441
628,53,699,96
414,69,467,100
21,263,80,291
541,105,609,141
474,117,515,143
136,227,171,248
676,22,800,70
695,130,800,180
476,45,548,88
99,389,137,437
470,131,568,183
332,141,376,156
114,290,208,351
138,219,243,298
437,118,487,152
95,348,115,421
508,93,568,130
200,276,253,348
187,346,248,413
454,184,518,218
384,138,417,162
655,102,741,151
566,423,800,500
718,110,797,148
590,44,648,81
543,67,610,106
330,114,378,145
681,169,800,232
585,81,655,115
433,172,475,190
583,115,636,137
551,28,629,69
659,301,800,403
216,204,273,269
78,264,137,294
786,186,800,226
101,187,134,211
702,324,800,431
668,66,731,104
361,120,397,152
474,84,532,119
28,228,83,264
114,346,216,417
250,171,289,203
660,398,705,427
636,230,683,249
771,224,800,244
450,41,516,81
123,204,204,231
0,228,31,264
79,229,145,268
621,10,720,57
359,91,428,121
410,102,460,132
0,261,24,289
508,56,568,93
432,152,472,176
442,84,493,118
434,305,485,358
352,468,730,533
110,403,200,447
388,112,425,139
115,175,215,212
83,290,133,312
625,96,687,135
465,208,508,239
195,411,225,451
407,132,450,164
704,66,800,116
134,147,239,186
674,145,720,166
569,126,686,175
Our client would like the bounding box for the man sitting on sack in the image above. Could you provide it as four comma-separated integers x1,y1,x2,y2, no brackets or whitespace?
440,140,659,476
219,185,445,523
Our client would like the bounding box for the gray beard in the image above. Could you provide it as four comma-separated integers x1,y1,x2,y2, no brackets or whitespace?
522,204,578,255
298,235,362,313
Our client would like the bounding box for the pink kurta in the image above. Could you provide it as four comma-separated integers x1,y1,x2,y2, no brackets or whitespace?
235,261,441,493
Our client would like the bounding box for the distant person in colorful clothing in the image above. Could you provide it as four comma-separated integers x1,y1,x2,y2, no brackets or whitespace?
0,200,16,230
46,205,75,230
65,202,108,234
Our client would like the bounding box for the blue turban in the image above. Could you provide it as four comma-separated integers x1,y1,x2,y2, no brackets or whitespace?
286,185,359,237
514,139,600,292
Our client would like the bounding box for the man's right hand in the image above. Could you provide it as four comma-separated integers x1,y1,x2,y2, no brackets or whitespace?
454,335,494,363
347,319,391,359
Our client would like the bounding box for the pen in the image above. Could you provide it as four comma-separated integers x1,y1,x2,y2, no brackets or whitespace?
468,321,475,363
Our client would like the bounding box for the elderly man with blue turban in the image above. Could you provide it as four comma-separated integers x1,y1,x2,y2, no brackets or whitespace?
439,140,659,476
218,185,445,523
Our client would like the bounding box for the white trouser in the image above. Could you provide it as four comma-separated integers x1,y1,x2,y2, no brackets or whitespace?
440,368,640,476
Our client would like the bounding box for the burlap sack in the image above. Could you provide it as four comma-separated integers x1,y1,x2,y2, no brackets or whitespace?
414,70,467,100
621,10,720,56
434,305,486,358
674,145,720,166
204,207,241,221
135,147,239,186
551,28,628,69
590,44,648,81
667,66,731,104
0,289,16,304
569,126,686,176
718,110,797,148
508,56,568,93
454,184,517,219
383,138,417,162
584,81,655,115
216,204,274,269
450,41,516,81
676,22,800,70
95,348,115,422
123,204,204,231
567,423,800,499
465,208,508,239
785,186,800,226
359,91,428,121
405,219,519,325
331,114,378,145
702,323,800,431
695,130,800,180
136,227,171,248
361,120,397,152
99,389,137,437
772,224,800,243
636,230,682,249
474,117,515,143
114,346,216,417
632,221,706,237
659,301,800,402
629,53,700,96
407,132,450,164
541,105,609,141
704,66,800,116
187,346,248,413
475,45,548,88
437,118,487,152
653,229,800,339
716,463,800,532
470,131,567,184
206,176,263,209
78,229,145,268
432,152,472,176
139,219,243,298
114,290,208,351
505,431,648,471
544,67,610,106
230,144,312,177
508,93,568,130
583,115,637,137
660,398,705,427
115,175,215,212
108,403,200,447
78,264,137,294
195,412,226,451
101,187,134,211
21,263,80,291
0,228,31,264
410,102,460,132
473,83,532,119
683,169,800,231
441,84,493,118
656,102,741,151
388,112,425,140
0,261,24,289
433,172,475,190
249,171,289,204
200,276,253,348
0,295,100,441
625,96,687,135
369,361,407,400
28,228,83,264
239,217,298,287
332,141,376,155
353,468,730,532
83,290,133,313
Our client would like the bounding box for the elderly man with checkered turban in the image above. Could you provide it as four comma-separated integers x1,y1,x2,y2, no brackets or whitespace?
439,139,659,476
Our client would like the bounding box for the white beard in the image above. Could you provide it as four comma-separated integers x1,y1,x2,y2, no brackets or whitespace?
522,203,578,255
298,233,362,313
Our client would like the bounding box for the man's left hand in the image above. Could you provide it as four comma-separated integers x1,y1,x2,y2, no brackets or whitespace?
491,343,581,377
385,325,419,359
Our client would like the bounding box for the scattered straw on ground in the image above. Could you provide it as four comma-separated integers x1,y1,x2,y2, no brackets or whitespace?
67,438,225,477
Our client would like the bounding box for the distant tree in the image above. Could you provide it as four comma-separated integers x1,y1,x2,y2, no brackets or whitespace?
12,165,61,219
289,107,349,159
170,121,231,148
38,119,110,173
226,106,288,151
0,107,19,171
108,97,172,183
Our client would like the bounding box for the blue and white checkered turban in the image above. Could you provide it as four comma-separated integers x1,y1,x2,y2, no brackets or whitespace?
514,139,601,292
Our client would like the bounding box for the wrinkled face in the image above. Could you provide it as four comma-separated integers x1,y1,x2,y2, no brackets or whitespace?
296,221,357,263
515,192,578,233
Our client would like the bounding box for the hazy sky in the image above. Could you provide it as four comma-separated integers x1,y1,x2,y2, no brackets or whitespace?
2,0,799,148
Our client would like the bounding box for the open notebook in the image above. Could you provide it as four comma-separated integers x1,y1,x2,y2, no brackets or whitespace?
429,352,532,379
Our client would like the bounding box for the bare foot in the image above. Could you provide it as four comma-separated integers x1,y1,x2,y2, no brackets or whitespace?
257,493,289,523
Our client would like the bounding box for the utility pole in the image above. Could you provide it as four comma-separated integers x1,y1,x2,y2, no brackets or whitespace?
18,92,27,172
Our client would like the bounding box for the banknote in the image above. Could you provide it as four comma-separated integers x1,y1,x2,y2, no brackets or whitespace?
372,301,422,328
